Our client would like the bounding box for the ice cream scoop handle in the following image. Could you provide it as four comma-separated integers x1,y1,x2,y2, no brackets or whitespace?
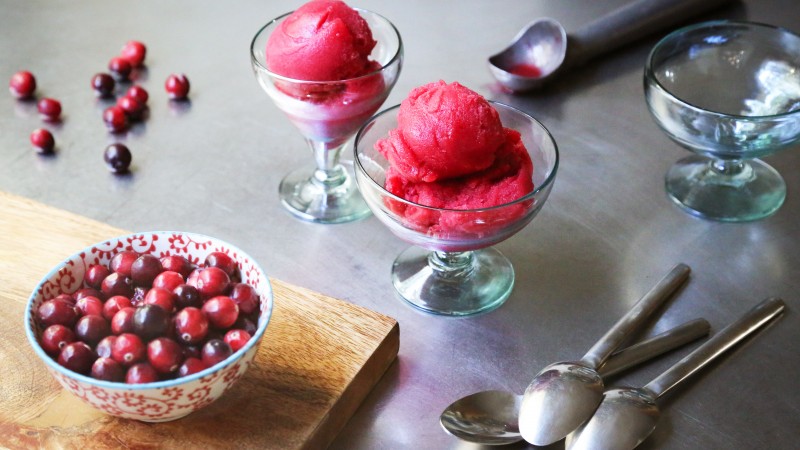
644,297,785,399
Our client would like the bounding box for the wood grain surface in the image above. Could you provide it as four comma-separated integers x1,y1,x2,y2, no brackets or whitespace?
0,191,399,449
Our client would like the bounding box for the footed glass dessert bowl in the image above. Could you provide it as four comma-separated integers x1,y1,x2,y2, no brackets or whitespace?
250,8,403,224
354,103,559,316
645,21,800,222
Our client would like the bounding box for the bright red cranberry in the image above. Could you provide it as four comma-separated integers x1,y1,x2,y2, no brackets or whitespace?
174,284,201,309
112,333,145,366
58,341,96,374
111,307,136,334
108,57,132,80
74,288,104,301
152,271,183,292
133,304,170,340
204,252,236,276
165,73,190,100
178,357,207,377
110,251,138,276
196,267,230,299
229,283,259,315
131,254,162,287
126,362,159,384
38,298,79,327
117,95,145,121
126,85,149,105
143,287,175,313
53,293,76,305
74,314,111,346
102,295,132,320
147,337,183,374
101,272,134,298
91,73,115,97
76,296,104,317
41,324,76,355
102,106,129,133
29,128,55,154
103,143,132,173
186,268,202,288
174,307,209,345
84,264,111,289
202,296,239,329
91,357,125,382
201,339,232,367
37,98,62,121
120,41,147,67
224,329,251,353
9,70,36,99
96,335,117,358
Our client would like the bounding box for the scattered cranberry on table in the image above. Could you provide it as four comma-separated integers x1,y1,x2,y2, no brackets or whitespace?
29,128,55,154
108,56,133,81
37,98,62,121
103,143,132,174
9,70,37,99
116,95,145,121
165,73,190,100
91,73,116,97
120,40,147,67
125,85,149,104
102,105,129,133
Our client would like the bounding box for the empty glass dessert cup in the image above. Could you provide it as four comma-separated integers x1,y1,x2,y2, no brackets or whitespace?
645,21,800,222
354,103,559,316
250,9,403,224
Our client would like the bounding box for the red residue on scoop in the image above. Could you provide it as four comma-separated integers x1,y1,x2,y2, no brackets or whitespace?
509,63,542,78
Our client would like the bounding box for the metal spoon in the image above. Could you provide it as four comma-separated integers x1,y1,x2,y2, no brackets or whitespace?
518,263,690,446
566,297,785,450
440,318,710,445
488,0,733,92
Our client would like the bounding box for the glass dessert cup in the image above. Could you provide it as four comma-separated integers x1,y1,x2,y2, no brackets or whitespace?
354,103,559,316
645,21,800,222
250,9,403,224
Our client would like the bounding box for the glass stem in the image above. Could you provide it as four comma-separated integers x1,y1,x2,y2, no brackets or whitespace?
711,158,746,176
428,251,475,279
308,138,347,189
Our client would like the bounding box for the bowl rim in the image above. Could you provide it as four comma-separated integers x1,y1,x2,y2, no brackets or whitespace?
24,230,274,391
644,19,800,121
353,101,560,213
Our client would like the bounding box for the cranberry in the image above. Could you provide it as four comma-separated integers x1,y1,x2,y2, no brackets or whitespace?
91,73,115,97
84,264,111,289
178,357,207,377
9,70,36,99
58,342,96,374
147,337,183,374
126,85,149,105
202,296,239,329
131,254,162,287
76,296,104,317
38,298,79,327
103,143,132,173
29,128,55,154
110,251,138,276
112,333,145,366
165,73,190,100
74,314,111,346
233,315,258,336
41,324,76,355
102,295,132,320
91,357,125,382
183,345,202,360
120,40,147,67
101,272,134,298
186,268,202,288
111,307,136,334
174,284,201,309
133,304,170,340
53,293,76,305
204,252,236,276
74,288,104,301
143,287,175,313
108,56,132,80
196,267,230,298
201,339,232,367
102,106,129,133
174,307,209,345
152,271,184,292
117,95,145,121
126,362,159,384
37,98,62,121
96,335,117,358
224,329,251,352
229,283,259,315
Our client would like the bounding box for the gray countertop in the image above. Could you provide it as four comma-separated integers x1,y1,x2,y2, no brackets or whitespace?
2,0,798,448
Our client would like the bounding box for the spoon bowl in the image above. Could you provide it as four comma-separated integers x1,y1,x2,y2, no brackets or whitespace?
488,18,567,92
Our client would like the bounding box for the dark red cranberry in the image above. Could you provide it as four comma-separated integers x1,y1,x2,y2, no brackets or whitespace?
126,85,149,104
58,341,96,374
76,296,104,317
30,128,55,154
102,295,132,320
117,95,144,121
84,264,111,289
153,271,184,292
41,324,76,355
110,251,138,276
133,304,170,340
202,296,239,329
101,272,134,298
111,307,136,334
147,337,184,374
103,143,132,173
91,357,125,382
96,335,117,358
143,287,175,313
108,57,132,80
174,284,201,309
91,73,115,97
112,333,145,366
178,357,207,377
182,345,202,360
229,283,259,315
196,267,230,299
74,288,103,302
102,106,129,133
174,307,209,345
204,252,236,276
165,73,190,100
201,339,232,367
131,254,162,287
233,315,258,336
37,98,62,121
120,41,147,67
53,293,76,305
38,298,79,327
9,70,36,99
74,314,111,346
224,329,251,352
126,362,159,384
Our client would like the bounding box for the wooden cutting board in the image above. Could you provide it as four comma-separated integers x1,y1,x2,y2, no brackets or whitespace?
0,191,399,449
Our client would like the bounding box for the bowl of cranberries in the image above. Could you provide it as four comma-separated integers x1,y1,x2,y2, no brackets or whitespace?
24,231,273,422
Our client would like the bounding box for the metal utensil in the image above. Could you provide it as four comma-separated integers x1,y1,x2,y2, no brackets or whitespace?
566,297,785,450
440,318,710,445
488,0,733,92
518,263,690,446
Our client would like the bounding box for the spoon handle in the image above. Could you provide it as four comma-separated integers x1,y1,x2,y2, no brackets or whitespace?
581,263,690,369
598,318,709,378
644,297,785,399
564,0,733,70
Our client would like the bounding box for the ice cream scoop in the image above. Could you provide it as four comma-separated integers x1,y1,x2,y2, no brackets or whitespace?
489,0,734,92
